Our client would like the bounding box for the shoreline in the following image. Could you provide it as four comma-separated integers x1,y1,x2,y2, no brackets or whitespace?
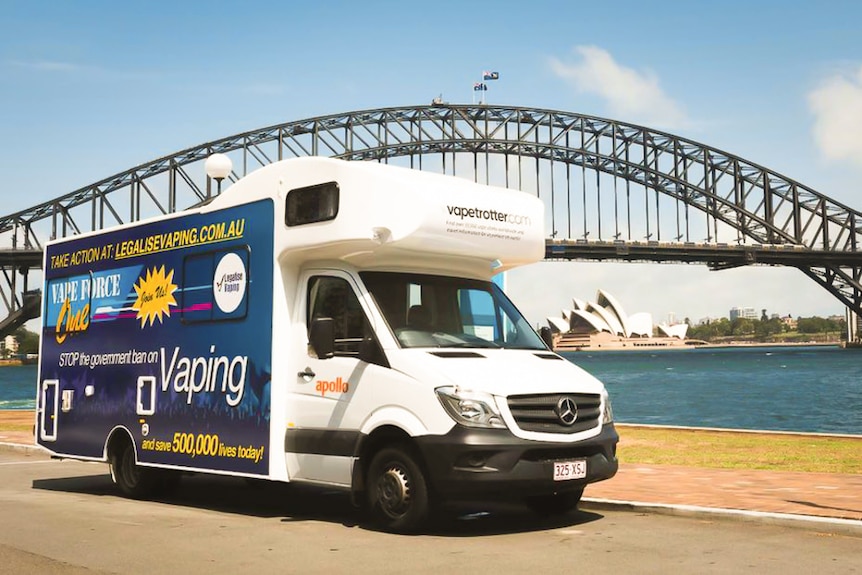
558,340,841,352
0,359,37,367
689,341,840,349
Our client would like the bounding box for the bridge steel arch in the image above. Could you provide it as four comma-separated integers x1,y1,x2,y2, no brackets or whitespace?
2,104,862,331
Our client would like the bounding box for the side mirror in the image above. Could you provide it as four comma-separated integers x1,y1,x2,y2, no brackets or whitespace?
539,326,555,350
309,317,335,359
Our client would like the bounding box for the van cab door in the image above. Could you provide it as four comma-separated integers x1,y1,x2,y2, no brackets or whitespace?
286,269,388,485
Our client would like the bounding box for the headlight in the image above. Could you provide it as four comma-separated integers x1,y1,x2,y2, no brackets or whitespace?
435,386,506,429
602,392,614,424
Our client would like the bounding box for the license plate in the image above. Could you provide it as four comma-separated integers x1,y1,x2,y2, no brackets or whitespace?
553,459,587,481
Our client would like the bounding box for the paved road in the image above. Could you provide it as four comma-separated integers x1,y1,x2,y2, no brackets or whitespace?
1,449,860,575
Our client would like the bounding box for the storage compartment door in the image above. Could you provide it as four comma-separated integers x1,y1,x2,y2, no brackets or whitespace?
39,379,59,442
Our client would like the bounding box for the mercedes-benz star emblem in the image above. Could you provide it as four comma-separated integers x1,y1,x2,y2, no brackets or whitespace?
555,397,578,426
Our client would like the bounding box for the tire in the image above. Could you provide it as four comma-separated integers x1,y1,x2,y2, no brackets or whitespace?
109,439,158,499
525,488,584,517
366,445,430,533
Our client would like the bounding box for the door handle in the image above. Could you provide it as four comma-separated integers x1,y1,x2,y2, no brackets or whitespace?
297,368,315,380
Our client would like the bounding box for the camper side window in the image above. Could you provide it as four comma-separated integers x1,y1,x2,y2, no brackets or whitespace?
285,182,339,226
306,276,366,358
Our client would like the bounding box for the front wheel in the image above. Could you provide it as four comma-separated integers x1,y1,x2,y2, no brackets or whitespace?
366,445,430,533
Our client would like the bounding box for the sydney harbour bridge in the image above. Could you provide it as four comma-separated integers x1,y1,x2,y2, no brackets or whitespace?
2,103,862,335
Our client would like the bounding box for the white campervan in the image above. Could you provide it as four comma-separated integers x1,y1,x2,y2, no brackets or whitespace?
37,156,618,532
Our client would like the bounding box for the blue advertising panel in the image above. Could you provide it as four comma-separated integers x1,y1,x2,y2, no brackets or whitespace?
39,200,274,475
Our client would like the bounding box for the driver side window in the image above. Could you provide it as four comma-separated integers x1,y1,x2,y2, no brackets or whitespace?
307,276,364,357
306,275,386,365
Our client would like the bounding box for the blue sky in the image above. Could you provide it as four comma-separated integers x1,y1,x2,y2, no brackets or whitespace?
4,0,862,327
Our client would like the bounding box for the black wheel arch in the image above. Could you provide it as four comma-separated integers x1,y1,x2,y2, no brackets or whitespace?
105,426,136,464
351,425,431,496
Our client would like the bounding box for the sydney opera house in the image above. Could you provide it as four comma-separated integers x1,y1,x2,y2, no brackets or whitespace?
546,289,690,351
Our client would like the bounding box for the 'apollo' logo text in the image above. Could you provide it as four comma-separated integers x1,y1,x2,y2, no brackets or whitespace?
315,377,349,396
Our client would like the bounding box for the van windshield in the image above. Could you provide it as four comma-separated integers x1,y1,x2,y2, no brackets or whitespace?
360,271,546,350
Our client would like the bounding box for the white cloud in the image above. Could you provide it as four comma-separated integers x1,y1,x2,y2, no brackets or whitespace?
549,45,687,129
808,65,862,167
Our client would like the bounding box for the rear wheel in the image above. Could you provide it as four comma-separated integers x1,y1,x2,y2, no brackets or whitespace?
525,488,584,517
110,439,159,499
366,445,429,533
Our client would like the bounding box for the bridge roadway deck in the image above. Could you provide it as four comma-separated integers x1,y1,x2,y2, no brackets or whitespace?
2,414,860,530
546,239,862,266
0,248,42,268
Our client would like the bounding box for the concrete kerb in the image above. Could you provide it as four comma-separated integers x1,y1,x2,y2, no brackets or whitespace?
0,441,45,455
581,497,862,538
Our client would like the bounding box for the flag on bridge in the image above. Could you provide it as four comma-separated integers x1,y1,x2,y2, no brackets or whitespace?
483,71,499,80
473,82,488,91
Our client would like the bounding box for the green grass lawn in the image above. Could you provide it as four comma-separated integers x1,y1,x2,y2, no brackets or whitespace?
617,425,862,474
2,411,859,474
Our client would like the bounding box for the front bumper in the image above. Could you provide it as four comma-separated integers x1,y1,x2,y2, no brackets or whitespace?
415,423,618,500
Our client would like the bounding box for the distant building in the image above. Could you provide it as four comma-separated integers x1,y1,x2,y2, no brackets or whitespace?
546,289,689,351
729,306,757,321
1,335,18,358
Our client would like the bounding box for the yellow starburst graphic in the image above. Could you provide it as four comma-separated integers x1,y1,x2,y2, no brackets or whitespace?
132,265,178,328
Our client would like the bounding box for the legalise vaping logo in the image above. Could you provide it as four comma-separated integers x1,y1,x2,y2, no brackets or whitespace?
213,253,247,313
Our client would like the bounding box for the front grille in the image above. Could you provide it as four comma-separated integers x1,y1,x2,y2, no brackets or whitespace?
507,393,601,434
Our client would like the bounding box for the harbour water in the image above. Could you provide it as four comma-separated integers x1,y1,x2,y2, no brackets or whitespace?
2,346,860,435
563,345,862,435
0,365,38,411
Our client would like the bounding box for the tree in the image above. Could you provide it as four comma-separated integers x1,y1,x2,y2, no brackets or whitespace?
755,317,783,338
797,316,843,337
13,327,39,355
730,317,755,336
688,317,731,341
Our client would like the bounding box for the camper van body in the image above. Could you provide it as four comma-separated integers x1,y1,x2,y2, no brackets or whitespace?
37,157,618,531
